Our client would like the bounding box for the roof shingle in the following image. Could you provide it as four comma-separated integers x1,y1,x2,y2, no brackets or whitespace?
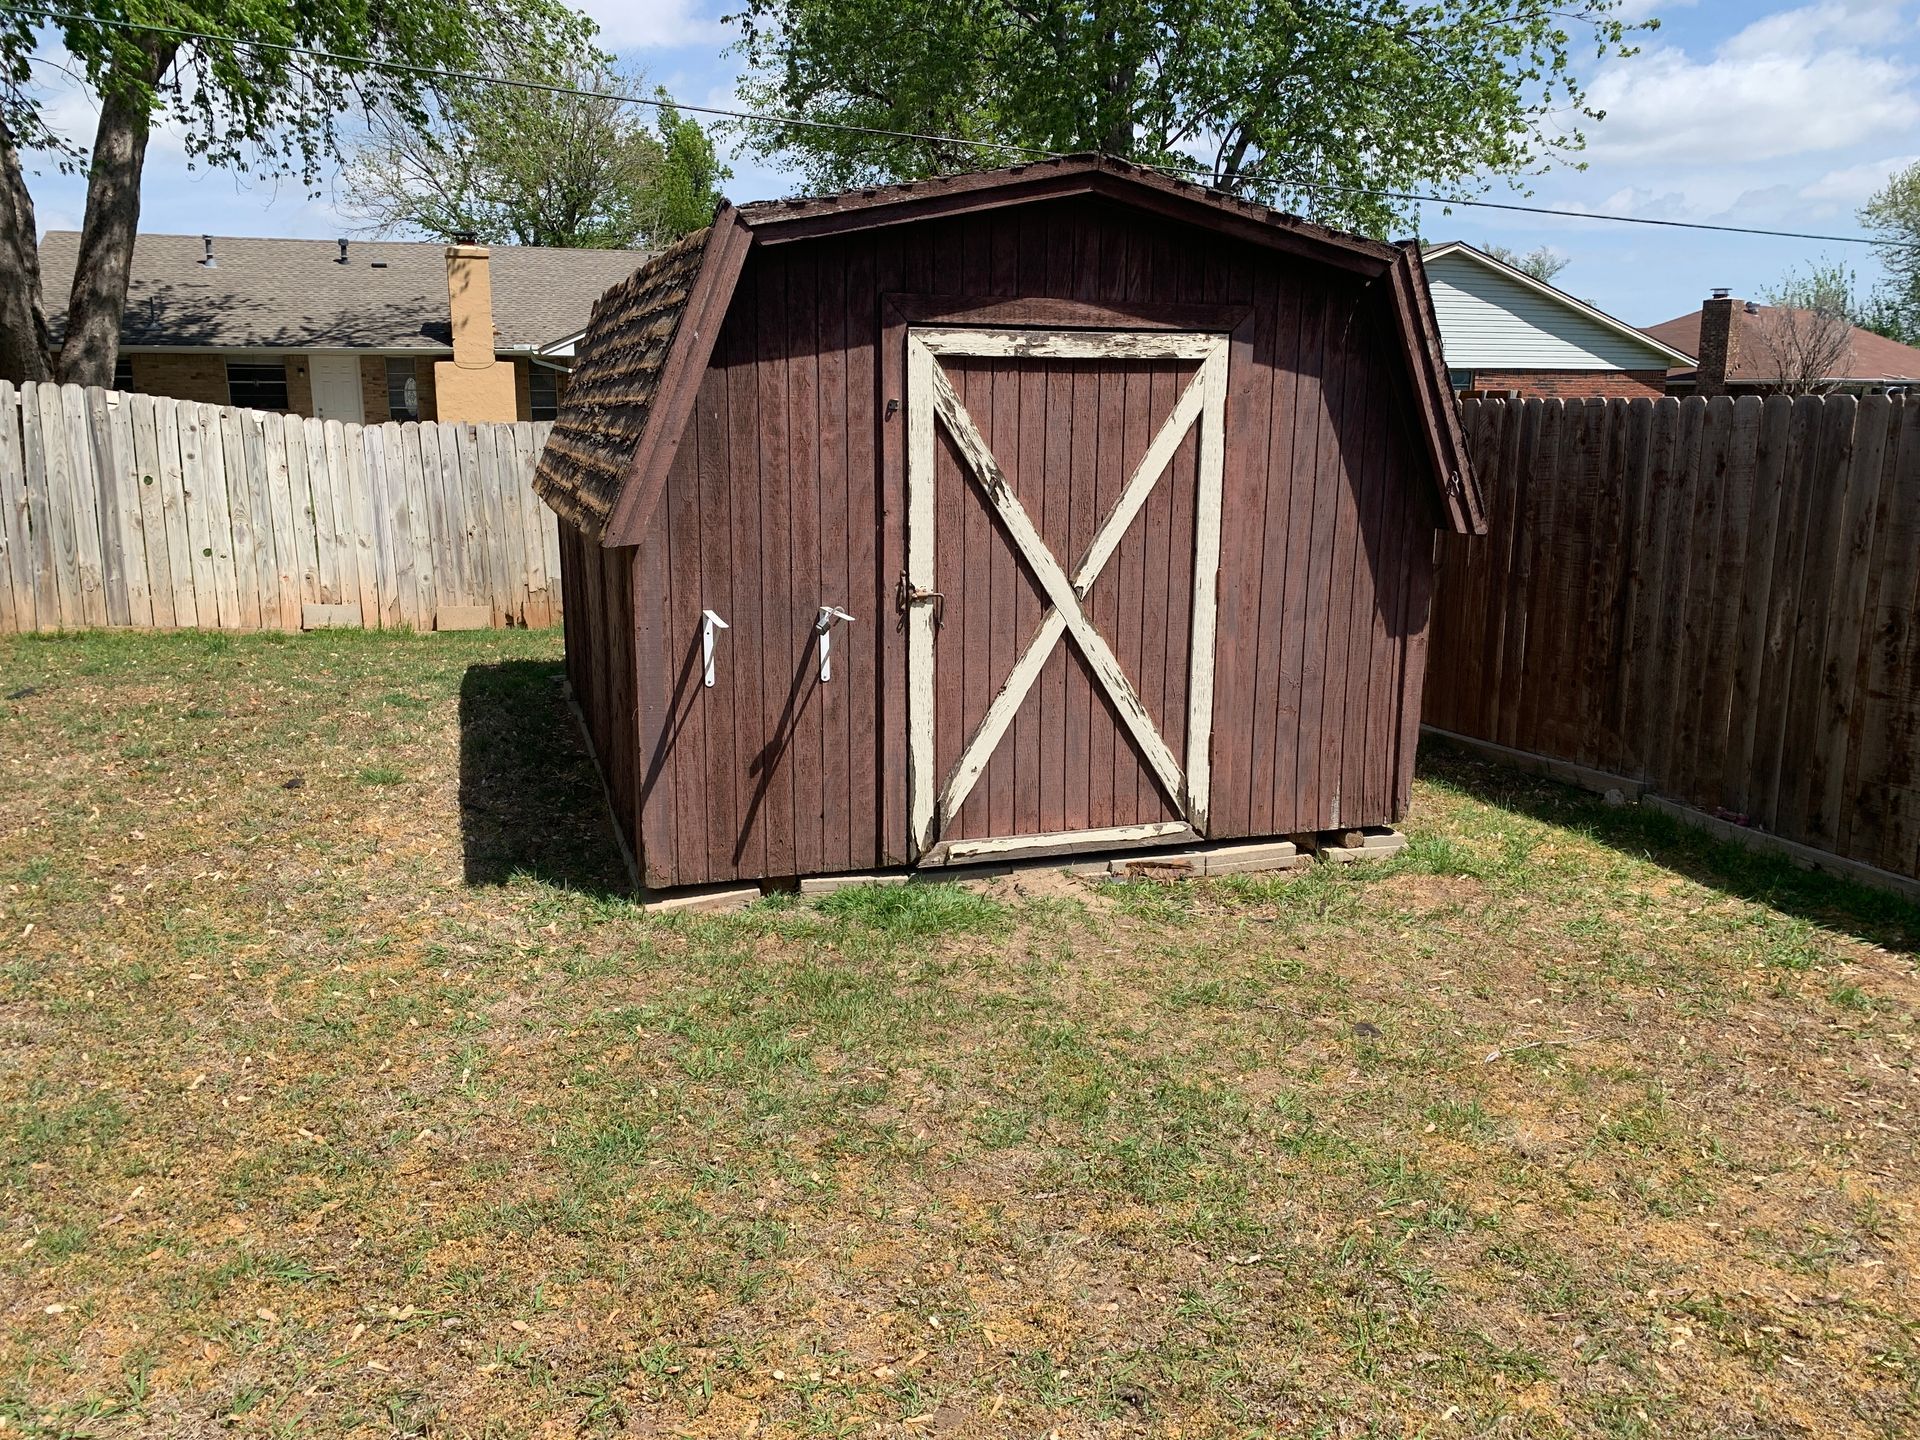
36,232,644,351
532,226,713,535
1645,303,1920,384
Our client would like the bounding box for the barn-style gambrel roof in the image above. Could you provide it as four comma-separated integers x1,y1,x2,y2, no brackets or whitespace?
534,155,1483,543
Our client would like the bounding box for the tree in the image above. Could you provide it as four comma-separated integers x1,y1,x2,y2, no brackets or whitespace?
1861,160,1920,344
644,97,730,241
1755,262,1858,396
1485,243,1569,284
0,1,595,386
725,0,1647,236
345,56,726,248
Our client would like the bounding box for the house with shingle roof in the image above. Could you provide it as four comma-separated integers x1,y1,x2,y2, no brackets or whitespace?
35,232,643,424
1645,291,1920,395
1420,241,1693,399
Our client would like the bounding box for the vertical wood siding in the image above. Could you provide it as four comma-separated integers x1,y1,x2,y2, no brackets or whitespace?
612,196,1440,887
557,519,640,866
0,381,558,633
1428,394,1920,885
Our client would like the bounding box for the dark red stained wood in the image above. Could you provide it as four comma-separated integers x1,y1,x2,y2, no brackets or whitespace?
754,259,798,878
1273,287,1329,831
605,211,754,547
844,236,881,869
1309,285,1366,829
572,193,1454,889
632,520,673,886
782,247,822,879
816,245,852,874
692,349,740,881
873,229,908,865
723,271,768,881
663,363,708,885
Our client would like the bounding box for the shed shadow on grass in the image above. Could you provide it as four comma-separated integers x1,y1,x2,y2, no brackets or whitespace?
459,660,633,898
1418,736,1920,956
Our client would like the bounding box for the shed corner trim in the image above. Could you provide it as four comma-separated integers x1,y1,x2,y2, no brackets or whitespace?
1392,241,1483,534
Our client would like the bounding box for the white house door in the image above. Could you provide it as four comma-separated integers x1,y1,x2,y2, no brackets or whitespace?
903,326,1228,866
309,354,365,423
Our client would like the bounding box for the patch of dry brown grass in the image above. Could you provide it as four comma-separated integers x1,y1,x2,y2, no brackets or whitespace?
2,629,1917,1439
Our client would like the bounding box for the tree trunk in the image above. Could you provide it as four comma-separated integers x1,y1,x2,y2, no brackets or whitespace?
57,61,167,387
0,118,53,384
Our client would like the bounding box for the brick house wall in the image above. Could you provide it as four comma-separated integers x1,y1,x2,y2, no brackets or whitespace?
284,357,313,416
1463,369,1667,400
128,353,230,407
359,357,389,420
124,348,560,421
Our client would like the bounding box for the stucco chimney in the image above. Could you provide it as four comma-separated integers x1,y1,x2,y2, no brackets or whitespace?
434,242,517,422
1696,290,1740,396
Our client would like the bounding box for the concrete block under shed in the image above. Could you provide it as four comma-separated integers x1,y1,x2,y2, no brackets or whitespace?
643,884,759,915
1108,839,1304,879
798,872,911,896
1317,828,1408,864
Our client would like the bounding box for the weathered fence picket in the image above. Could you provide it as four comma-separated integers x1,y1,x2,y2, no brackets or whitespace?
0,382,559,634
1429,394,1920,887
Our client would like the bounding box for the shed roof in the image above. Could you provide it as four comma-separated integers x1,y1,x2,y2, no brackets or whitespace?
535,156,1481,544
531,226,714,534
38,231,643,352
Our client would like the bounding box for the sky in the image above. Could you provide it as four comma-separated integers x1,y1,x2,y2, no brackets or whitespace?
19,0,1920,330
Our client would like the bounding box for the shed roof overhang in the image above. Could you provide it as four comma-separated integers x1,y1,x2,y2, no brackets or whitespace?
572,157,1482,547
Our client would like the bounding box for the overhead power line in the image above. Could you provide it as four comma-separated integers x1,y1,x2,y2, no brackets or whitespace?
5,2,1914,253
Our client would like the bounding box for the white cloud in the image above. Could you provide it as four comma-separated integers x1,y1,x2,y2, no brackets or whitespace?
574,0,728,51
1581,2,1920,163
1801,153,1920,200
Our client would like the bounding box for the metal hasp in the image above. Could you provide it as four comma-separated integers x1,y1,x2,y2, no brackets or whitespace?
700,609,729,687
814,606,856,683
894,569,945,629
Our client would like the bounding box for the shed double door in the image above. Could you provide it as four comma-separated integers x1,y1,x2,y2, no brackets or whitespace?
904,326,1228,865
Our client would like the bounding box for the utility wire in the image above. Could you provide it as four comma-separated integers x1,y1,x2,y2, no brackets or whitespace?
5,2,1914,253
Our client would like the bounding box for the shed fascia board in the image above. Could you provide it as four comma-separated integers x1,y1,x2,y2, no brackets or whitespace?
1390,243,1483,534
1421,242,1695,367
601,209,754,548
740,158,1398,277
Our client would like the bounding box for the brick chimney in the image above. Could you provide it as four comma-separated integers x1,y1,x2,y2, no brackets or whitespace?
433,239,517,422
1695,288,1740,396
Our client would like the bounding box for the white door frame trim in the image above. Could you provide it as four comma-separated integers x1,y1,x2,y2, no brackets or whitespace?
904,327,1229,860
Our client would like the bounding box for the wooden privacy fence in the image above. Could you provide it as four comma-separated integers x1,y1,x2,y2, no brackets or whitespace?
0,380,560,635
1428,393,1919,884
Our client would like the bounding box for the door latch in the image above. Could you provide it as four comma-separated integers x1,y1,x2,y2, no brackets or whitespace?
814,605,855,682
894,570,945,629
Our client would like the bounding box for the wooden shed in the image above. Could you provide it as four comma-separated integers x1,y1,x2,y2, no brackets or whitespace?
533,157,1481,892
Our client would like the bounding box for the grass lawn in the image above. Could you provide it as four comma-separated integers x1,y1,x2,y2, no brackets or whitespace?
3,628,1919,1440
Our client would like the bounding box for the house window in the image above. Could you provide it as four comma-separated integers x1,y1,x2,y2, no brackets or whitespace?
227,361,290,412
1448,368,1474,392
528,365,559,421
386,358,419,420
112,356,135,393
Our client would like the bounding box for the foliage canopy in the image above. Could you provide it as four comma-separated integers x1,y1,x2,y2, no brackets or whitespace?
726,0,1647,236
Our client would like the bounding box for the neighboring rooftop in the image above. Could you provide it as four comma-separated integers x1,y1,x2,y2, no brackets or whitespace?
1645,301,1920,386
37,232,646,352
1421,241,1693,372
